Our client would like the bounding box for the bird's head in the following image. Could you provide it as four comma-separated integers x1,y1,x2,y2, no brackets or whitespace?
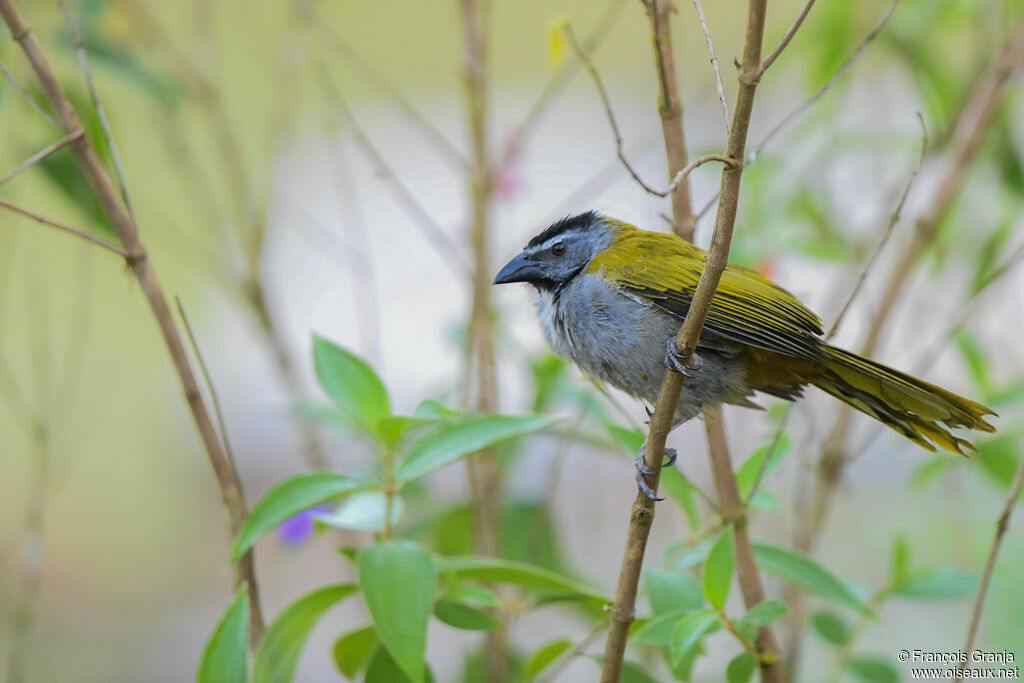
493,211,614,293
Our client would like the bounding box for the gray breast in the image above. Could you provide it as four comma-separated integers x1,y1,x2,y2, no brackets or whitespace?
534,273,749,424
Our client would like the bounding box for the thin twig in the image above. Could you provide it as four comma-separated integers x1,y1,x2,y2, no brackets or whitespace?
0,56,58,126
0,198,129,257
56,0,136,224
824,114,928,340
0,0,265,647
691,0,730,135
601,0,776,679
955,445,1024,681
538,619,608,683
314,63,469,277
0,129,84,187
758,0,818,76
697,0,900,223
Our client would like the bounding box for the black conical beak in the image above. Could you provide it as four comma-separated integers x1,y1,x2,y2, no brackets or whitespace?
493,252,543,285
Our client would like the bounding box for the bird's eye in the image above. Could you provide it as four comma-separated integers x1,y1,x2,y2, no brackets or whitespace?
551,242,566,256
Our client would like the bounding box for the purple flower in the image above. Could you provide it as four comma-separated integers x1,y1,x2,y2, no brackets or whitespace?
276,505,330,544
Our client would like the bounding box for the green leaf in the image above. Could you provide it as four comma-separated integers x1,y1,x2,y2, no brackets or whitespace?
736,433,789,499
752,541,872,616
397,414,558,483
364,646,435,683
313,335,390,437
433,599,501,631
726,652,757,683
524,638,572,679
197,584,249,683
252,583,358,683
847,652,899,683
645,569,703,615
810,609,849,646
909,454,956,491
631,610,689,646
586,655,660,683
670,610,720,667
890,535,910,586
605,424,645,453
704,528,735,610
975,436,1021,490
735,600,788,640
232,472,371,560
671,539,712,571
436,556,608,604
893,568,977,599
954,331,991,395
661,468,700,530
314,491,403,533
442,584,502,609
332,625,378,679
359,541,436,683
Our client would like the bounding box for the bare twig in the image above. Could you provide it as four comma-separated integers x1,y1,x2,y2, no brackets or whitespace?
315,64,469,277
824,114,928,340
758,0,818,76
0,198,129,257
0,0,264,646
601,1,777,680
697,0,900,223
538,619,608,683
56,0,136,223
690,0,730,135
0,56,58,125
642,0,696,238
955,445,1024,681
0,129,84,187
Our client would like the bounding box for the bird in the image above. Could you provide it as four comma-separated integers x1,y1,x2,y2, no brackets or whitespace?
493,211,996,498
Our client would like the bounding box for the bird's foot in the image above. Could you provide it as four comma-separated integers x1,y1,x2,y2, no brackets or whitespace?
664,338,703,377
634,442,678,501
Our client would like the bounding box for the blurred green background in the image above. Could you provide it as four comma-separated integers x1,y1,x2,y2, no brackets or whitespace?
1,0,1023,681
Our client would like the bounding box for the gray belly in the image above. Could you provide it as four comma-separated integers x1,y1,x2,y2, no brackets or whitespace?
535,274,749,424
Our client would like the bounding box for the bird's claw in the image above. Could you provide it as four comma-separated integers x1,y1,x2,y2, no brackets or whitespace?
665,338,703,377
635,442,678,501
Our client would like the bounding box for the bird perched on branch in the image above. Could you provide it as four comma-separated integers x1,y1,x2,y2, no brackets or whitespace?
494,212,996,497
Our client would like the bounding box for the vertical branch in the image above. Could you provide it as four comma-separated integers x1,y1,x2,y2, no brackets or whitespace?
601,1,779,681
0,0,264,646
459,0,505,679
642,0,696,240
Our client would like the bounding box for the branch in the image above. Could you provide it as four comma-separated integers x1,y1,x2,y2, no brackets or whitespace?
0,0,264,646
0,129,84,187
758,0,818,76
690,0,730,136
56,0,136,223
600,0,776,680
696,0,900,223
955,446,1024,681
0,198,129,257
0,55,58,126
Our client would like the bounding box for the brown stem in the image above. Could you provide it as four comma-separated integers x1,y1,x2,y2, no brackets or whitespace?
784,15,1024,679
601,1,774,680
0,198,128,257
0,0,264,646
0,129,84,187
643,0,696,240
955,444,1024,681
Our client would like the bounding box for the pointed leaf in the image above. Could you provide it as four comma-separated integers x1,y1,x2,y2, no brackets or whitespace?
313,335,389,437
670,610,720,666
893,568,977,599
359,541,435,683
397,414,559,483
810,609,850,646
314,491,403,532
364,646,435,683
661,468,700,529
433,599,501,631
736,433,789,498
735,599,788,640
752,541,872,616
524,639,572,679
232,472,372,560
332,625,378,679
252,583,357,683
197,584,249,683
645,569,703,615
704,528,735,609
631,610,689,646
436,556,608,603
727,653,757,683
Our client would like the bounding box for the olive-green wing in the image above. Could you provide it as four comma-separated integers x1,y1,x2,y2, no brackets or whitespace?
587,229,824,361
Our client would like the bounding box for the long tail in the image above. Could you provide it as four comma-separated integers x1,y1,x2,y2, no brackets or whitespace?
810,344,997,455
